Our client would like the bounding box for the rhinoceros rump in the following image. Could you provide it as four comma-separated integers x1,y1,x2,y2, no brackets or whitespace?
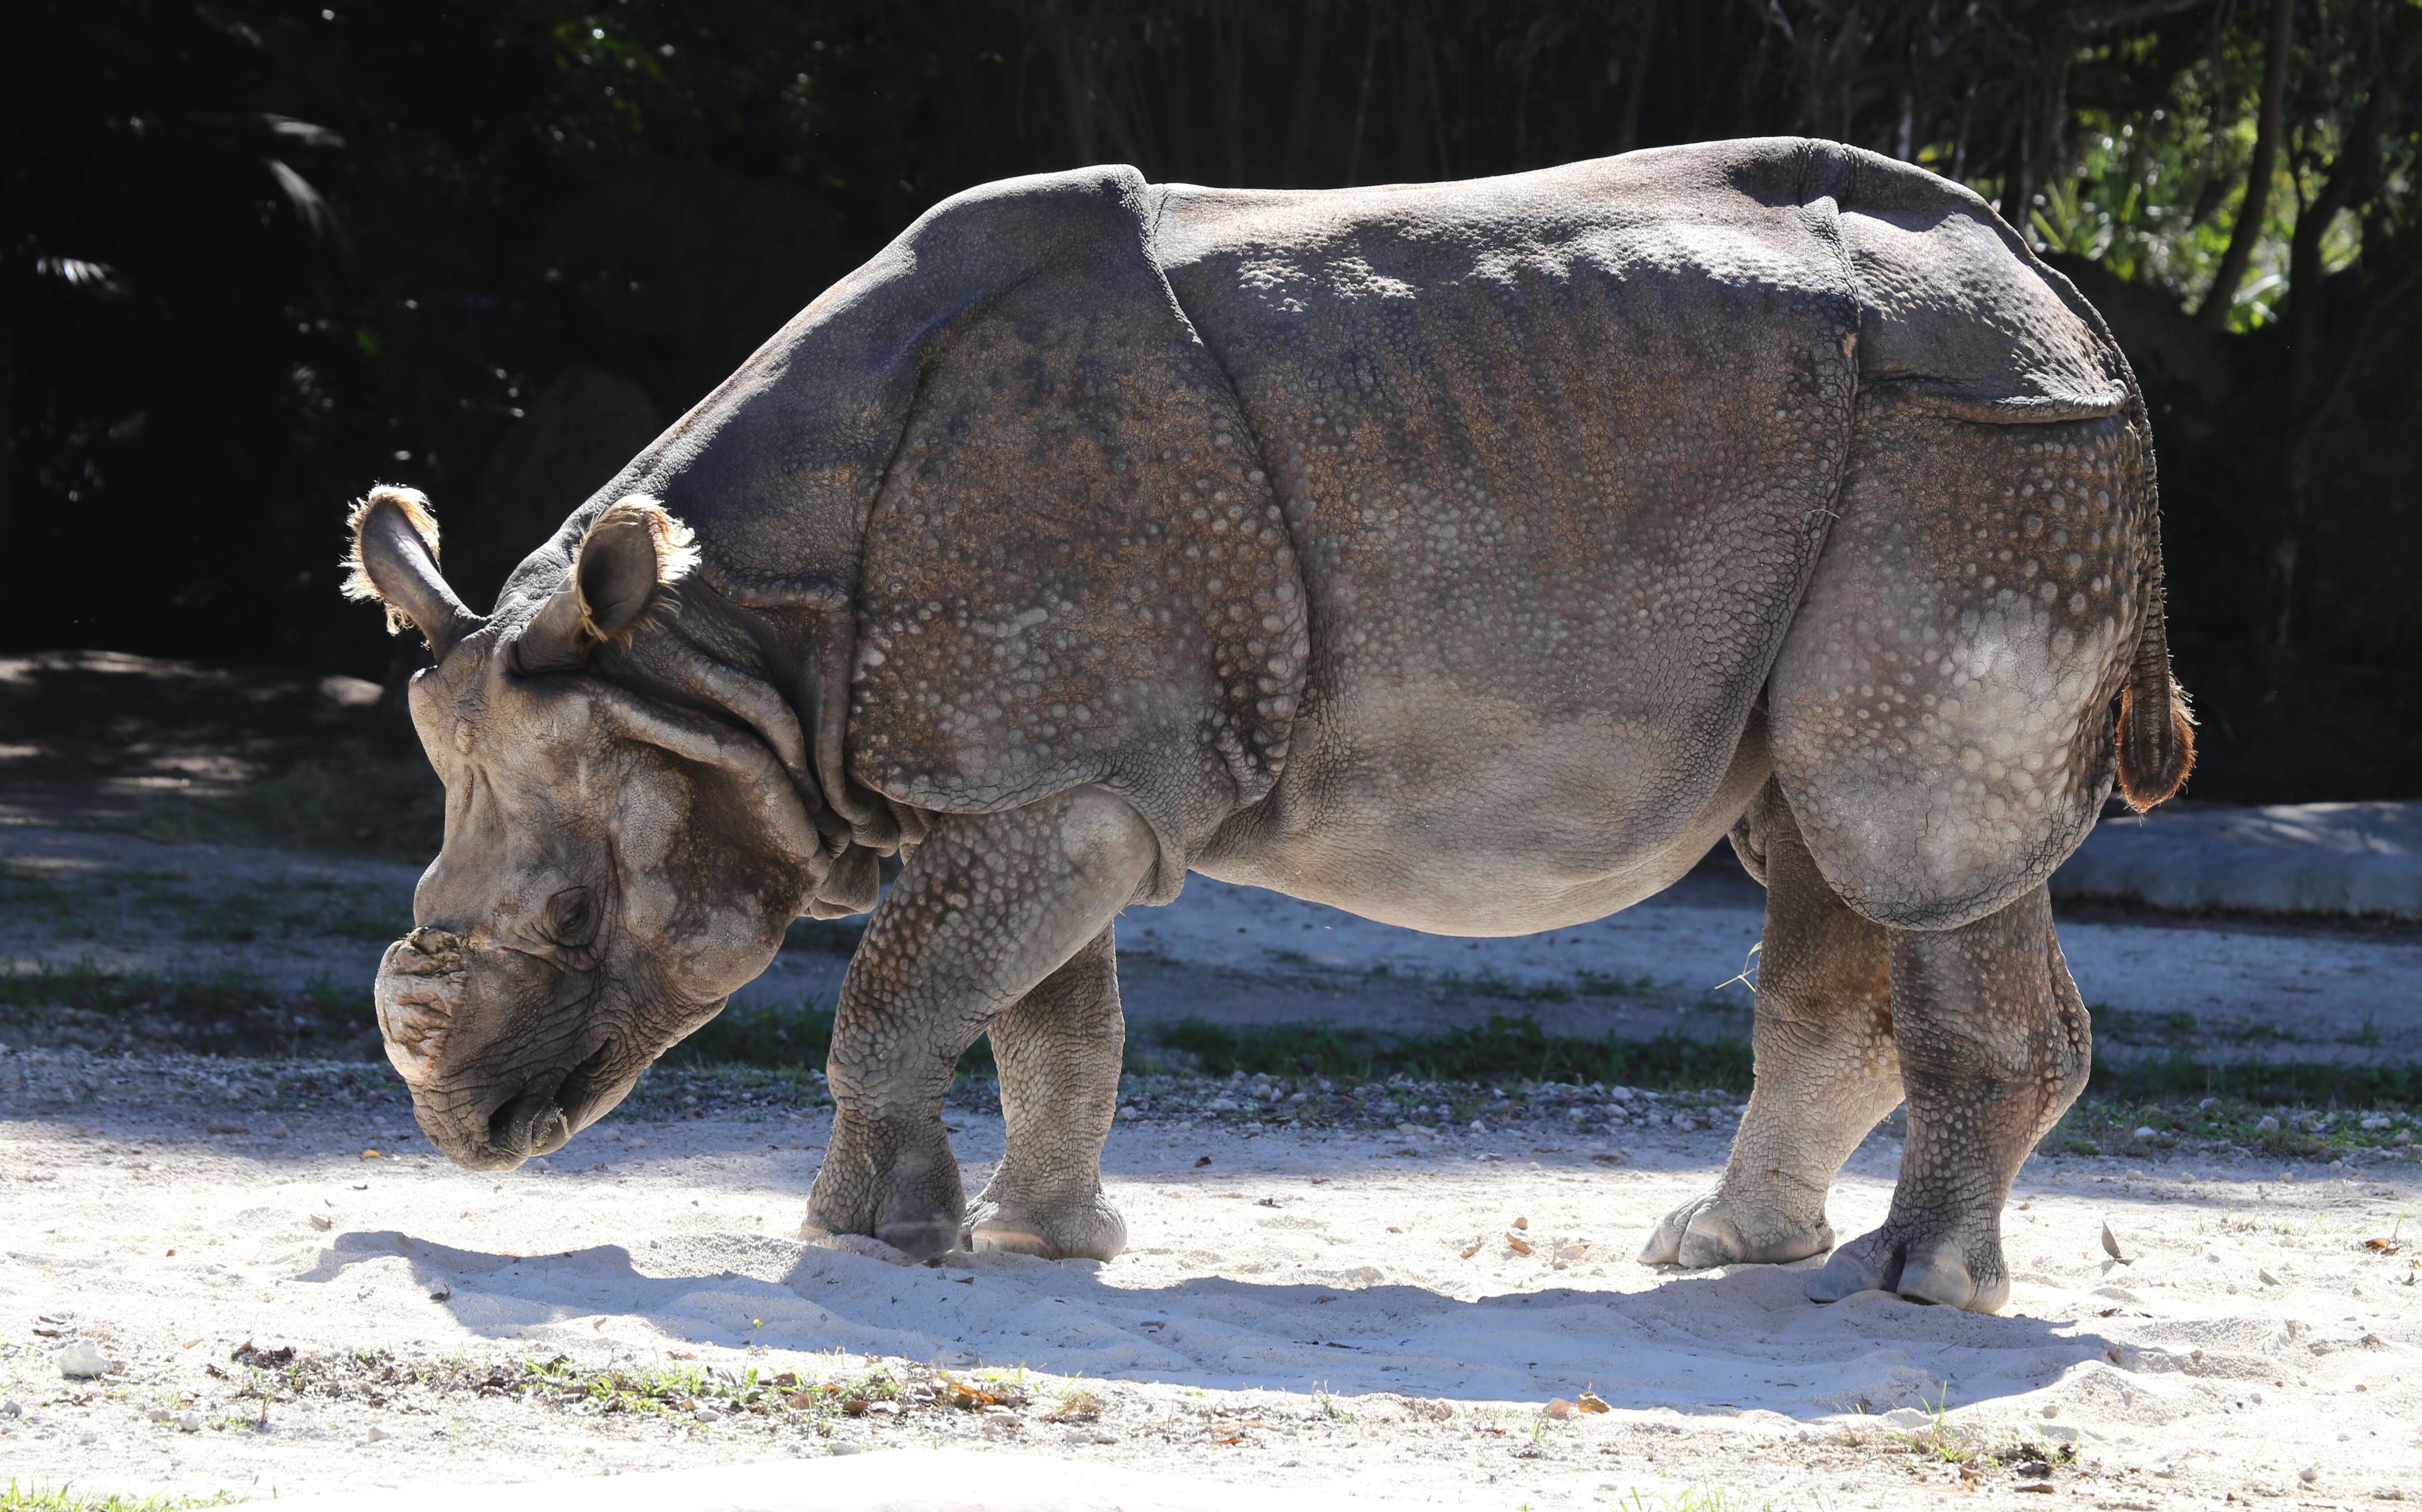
345,139,2192,1315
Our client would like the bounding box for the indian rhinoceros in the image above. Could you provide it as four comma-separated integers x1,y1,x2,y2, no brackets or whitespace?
344,137,2193,1315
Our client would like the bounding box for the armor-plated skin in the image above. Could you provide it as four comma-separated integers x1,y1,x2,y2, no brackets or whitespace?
344,138,2192,1315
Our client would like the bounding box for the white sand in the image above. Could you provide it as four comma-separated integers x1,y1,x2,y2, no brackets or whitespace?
4,1080,2415,1509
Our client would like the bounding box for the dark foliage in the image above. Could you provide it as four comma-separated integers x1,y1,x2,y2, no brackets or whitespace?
5,0,2418,795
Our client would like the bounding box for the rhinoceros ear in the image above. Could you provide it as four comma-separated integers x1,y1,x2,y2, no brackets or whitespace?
514,496,700,674
342,486,487,660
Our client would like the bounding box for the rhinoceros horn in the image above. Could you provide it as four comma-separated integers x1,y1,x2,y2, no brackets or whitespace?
343,485,488,661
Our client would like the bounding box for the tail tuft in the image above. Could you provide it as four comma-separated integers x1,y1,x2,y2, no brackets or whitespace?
2116,672,2195,812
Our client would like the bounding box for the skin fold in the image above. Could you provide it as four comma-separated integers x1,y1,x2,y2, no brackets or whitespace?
346,137,2191,1314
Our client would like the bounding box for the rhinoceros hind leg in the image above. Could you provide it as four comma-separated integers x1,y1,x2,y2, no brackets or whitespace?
1807,883,2088,1314
1640,781,1900,1270
964,925,1130,1261
802,791,1156,1261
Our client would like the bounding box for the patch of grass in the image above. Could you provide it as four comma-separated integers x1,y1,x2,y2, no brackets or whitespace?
781,918,865,957
1154,1013,1756,1091
662,996,997,1080
127,752,444,861
1575,970,1653,998
0,1488,236,1512
0,960,375,1058
2087,1053,2422,1108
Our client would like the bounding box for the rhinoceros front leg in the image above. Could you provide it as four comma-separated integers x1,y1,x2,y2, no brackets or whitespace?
802,789,1156,1261
1808,884,2090,1312
963,925,1129,1259
1640,782,1902,1269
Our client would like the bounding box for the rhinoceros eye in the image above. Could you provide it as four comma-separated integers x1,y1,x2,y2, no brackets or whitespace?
546,886,599,947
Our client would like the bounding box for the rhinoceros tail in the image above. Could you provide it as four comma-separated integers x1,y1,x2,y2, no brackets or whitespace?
2115,531,2195,813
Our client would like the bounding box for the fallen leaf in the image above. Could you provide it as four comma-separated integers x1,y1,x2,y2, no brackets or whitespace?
1556,1242,1589,1261
2259,1269,2281,1287
1459,1241,1483,1259
1194,1156,1212,1168
308,1214,333,1231
361,1149,384,1160
1506,1232,1534,1255
1512,1216,1529,1230
1576,1392,1610,1413
2101,1221,2130,1265
2014,1485,2054,1495
1591,1153,1624,1165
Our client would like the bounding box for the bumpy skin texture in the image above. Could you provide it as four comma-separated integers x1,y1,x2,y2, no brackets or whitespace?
802,791,1154,1261
345,138,2185,1310
1641,779,1902,1269
1806,884,2092,1311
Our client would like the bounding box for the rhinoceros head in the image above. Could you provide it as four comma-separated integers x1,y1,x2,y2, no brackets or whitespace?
343,486,828,1170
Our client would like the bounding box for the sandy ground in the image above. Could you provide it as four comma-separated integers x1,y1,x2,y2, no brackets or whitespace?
3,1052,2417,1510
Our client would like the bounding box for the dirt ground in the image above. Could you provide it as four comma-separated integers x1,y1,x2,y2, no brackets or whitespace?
2,655,2418,1509
1,1056,2416,1510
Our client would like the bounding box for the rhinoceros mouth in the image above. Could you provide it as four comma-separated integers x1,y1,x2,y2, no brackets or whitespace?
484,1076,573,1166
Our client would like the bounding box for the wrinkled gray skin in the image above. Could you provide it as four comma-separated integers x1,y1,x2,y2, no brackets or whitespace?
349,138,2194,1315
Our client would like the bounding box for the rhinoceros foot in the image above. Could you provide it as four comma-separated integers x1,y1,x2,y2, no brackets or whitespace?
801,1110,967,1262
1637,1187,1836,1270
962,1189,1127,1262
1807,1220,2008,1314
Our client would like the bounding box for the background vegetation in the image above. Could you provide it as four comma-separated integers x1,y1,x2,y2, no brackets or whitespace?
7,0,2419,797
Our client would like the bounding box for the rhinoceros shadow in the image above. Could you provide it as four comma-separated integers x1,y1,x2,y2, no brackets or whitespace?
295,1228,2124,1415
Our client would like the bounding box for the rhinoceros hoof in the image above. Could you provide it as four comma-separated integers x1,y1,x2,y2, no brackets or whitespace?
1807,1223,2008,1314
1636,1188,1834,1269
963,1193,1126,1262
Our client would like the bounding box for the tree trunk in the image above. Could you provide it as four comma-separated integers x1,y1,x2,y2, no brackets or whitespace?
1281,0,1329,186
0,108,16,616
2268,5,2422,670
2198,0,2293,329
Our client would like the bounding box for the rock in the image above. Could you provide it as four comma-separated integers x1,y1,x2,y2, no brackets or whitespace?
1878,1408,1933,1431
2300,1466,2320,1485
2257,1116,2281,1134
2132,1125,2157,1139
1545,1398,1574,1419
0,1399,18,1417
177,1411,203,1432
694,1406,722,1424
56,1342,116,1379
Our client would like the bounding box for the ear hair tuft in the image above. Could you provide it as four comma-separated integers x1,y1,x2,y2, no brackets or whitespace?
342,485,444,635
576,495,699,643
